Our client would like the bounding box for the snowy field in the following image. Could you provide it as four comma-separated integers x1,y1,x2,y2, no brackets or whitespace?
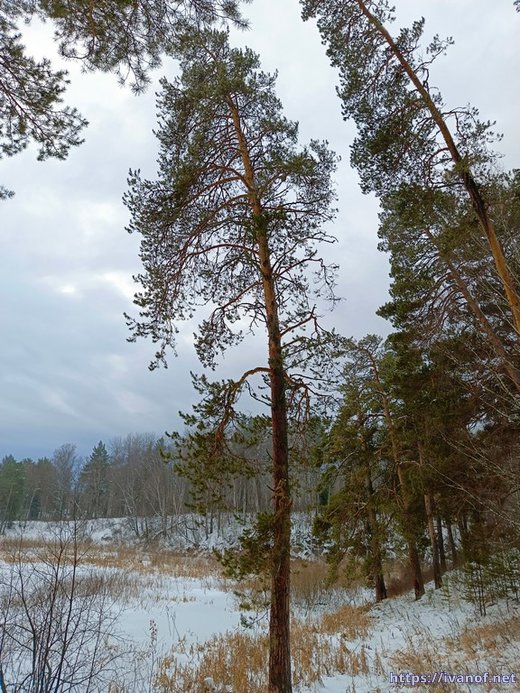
1,518,519,692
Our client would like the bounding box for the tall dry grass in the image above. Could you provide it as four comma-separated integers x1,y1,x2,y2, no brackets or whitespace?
152,600,372,692
389,609,520,692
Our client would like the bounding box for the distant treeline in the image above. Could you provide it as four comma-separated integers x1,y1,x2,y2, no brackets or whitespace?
0,431,322,534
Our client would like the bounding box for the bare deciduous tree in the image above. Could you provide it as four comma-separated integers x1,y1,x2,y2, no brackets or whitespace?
0,522,121,692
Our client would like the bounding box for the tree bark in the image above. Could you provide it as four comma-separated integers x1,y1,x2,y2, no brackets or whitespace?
417,443,442,588
396,463,425,600
424,493,443,588
446,521,459,567
423,227,520,395
457,514,469,559
436,515,447,574
364,458,387,601
258,217,292,691
228,95,292,692
369,513,387,602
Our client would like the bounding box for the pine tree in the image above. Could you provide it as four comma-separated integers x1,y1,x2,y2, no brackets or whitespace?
384,336,471,590
342,336,426,599
78,441,111,518
0,4,86,198
0,0,243,196
377,179,520,397
319,361,390,602
302,0,520,336
0,455,26,530
376,174,520,565
124,28,340,692
38,0,246,91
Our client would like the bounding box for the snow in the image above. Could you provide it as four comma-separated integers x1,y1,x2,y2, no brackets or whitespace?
118,577,241,645
2,513,320,555
2,517,519,692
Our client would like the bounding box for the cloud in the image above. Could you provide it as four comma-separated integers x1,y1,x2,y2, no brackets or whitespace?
2,0,519,459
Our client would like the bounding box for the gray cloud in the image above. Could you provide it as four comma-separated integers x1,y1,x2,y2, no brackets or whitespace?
1,0,519,458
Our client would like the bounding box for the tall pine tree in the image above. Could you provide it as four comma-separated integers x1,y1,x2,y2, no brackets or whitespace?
124,28,340,692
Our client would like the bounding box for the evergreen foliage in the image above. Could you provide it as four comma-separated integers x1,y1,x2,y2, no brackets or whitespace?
78,440,111,518
460,549,520,616
302,0,520,339
0,455,26,529
0,0,244,196
0,2,519,666
38,0,246,92
314,338,391,601
124,28,341,690
0,3,86,197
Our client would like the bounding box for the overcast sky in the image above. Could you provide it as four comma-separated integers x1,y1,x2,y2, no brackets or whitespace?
2,0,519,461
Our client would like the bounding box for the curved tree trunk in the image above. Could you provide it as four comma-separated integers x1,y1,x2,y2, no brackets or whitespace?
355,0,520,338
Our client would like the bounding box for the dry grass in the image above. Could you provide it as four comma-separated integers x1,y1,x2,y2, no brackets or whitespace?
390,611,520,693
0,537,213,606
384,559,435,598
1,536,220,579
151,601,372,693
292,618,370,687
290,558,354,611
0,536,94,563
72,544,221,580
449,615,520,655
320,602,372,639
389,643,465,693
219,557,360,616
1,534,373,687
0,535,359,599
9,531,520,692
154,631,268,692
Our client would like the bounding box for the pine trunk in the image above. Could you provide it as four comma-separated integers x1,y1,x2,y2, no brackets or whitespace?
424,231,520,395
365,462,387,601
424,493,442,588
356,0,520,338
373,553,387,603
262,242,292,693
446,522,459,567
396,463,425,600
268,360,292,692
262,220,291,690
437,515,447,573
229,96,293,692
417,444,442,589
408,540,425,600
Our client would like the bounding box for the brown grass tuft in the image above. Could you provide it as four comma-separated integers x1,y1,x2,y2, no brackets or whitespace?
320,603,372,639
447,615,520,658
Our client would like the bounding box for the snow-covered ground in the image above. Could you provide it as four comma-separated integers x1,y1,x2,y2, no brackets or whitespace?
1,518,519,692
1,513,320,555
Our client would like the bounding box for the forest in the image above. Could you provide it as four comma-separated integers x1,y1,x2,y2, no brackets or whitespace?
1,1,520,692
